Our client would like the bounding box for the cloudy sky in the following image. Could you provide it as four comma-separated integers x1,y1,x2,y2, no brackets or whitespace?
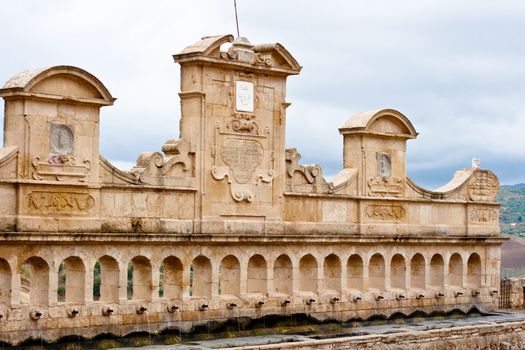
1,1,524,188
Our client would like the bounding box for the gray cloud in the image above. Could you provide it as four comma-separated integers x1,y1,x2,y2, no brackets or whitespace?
1,0,524,189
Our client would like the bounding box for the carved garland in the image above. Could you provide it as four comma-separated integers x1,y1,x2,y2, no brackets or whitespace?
365,205,405,221
27,191,95,215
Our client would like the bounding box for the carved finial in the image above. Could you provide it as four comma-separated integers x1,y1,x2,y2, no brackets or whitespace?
471,157,480,169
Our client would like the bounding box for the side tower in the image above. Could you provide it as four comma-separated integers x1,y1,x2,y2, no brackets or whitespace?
173,35,301,232
0,66,114,231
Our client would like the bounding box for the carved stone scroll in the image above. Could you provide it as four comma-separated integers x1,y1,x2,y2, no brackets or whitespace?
365,205,405,221
130,138,193,185
27,191,95,215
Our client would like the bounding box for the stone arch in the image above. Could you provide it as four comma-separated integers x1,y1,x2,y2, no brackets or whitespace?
0,258,11,305
391,254,406,290
429,254,445,288
448,253,463,287
128,256,152,301
368,253,385,290
160,256,183,299
273,254,293,295
95,255,119,302
191,255,212,298
323,254,341,293
220,255,241,297
467,253,482,288
410,253,425,290
347,254,363,291
247,254,267,294
299,254,318,293
58,256,85,303
20,257,49,305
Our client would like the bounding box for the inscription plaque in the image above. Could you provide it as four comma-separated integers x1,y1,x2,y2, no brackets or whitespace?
221,138,263,183
235,81,254,112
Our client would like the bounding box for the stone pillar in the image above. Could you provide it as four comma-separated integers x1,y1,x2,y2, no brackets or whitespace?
151,263,160,302
317,264,324,293
85,265,94,303
48,265,58,305
118,262,128,302
362,263,369,291
181,263,192,300
10,271,20,305
384,261,391,291
211,260,219,299
266,264,274,295
239,258,248,297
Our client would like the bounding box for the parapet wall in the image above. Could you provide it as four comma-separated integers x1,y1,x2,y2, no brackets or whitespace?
0,34,505,345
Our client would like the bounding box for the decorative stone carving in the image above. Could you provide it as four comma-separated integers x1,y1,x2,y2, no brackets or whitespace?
367,176,404,197
365,205,405,220
27,191,95,214
228,113,259,135
285,148,355,195
471,157,481,169
255,52,273,66
469,208,498,224
212,123,273,203
468,170,499,202
285,148,324,187
130,138,193,184
32,154,90,181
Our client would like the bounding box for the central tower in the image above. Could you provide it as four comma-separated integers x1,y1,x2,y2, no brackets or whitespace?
173,35,301,232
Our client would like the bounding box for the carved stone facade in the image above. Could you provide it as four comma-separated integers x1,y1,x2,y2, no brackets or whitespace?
0,35,504,345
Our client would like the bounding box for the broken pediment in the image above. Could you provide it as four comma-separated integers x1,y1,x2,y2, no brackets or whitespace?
173,35,302,75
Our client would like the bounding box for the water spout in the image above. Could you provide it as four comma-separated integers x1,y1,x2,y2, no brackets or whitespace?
436,292,445,298
255,301,265,308
227,303,238,309
67,308,79,318
490,289,498,296
30,310,42,320
416,294,425,299
454,291,464,297
136,306,148,314
167,305,179,313
281,300,291,306
472,289,481,297
375,295,384,301
306,299,316,305
330,297,340,304
102,306,114,316
199,304,209,311
396,294,405,300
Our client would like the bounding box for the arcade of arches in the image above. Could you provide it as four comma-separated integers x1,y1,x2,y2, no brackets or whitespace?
0,34,504,345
